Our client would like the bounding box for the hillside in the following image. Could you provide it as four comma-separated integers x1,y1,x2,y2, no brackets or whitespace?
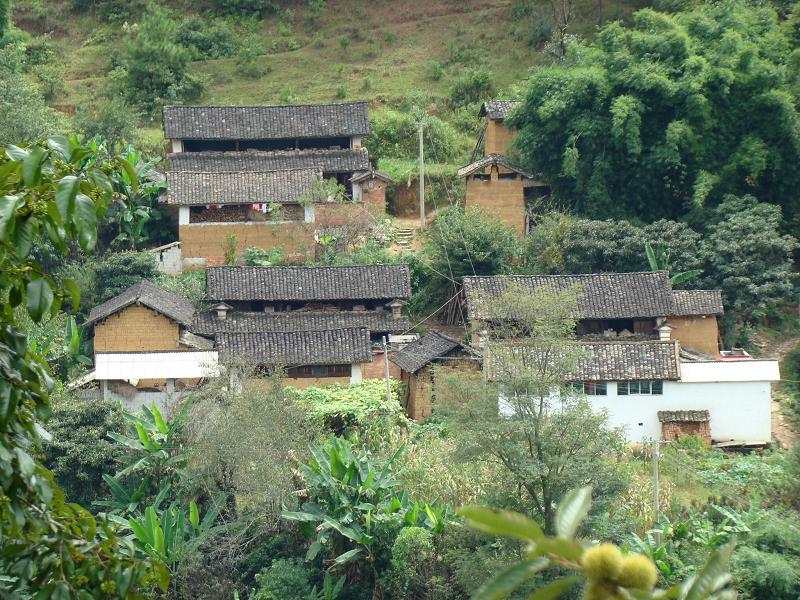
13,0,640,138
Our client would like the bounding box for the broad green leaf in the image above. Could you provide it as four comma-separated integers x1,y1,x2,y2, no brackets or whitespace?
525,576,581,600
73,193,97,252
12,217,35,259
670,270,703,286
531,538,584,562
22,145,46,187
5,144,28,161
189,501,199,530
55,176,79,223
151,402,168,434
63,279,81,311
26,278,53,323
47,136,71,161
459,506,544,542
0,195,20,240
306,541,322,561
684,544,734,600
332,548,363,566
555,486,592,539
107,432,145,451
473,558,548,600
117,156,139,192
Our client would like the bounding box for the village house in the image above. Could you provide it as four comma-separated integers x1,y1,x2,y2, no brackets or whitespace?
463,272,780,444
161,102,390,269
390,331,478,421
83,281,218,412
459,100,549,236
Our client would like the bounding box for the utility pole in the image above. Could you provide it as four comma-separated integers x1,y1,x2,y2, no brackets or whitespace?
418,122,425,228
382,336,392,403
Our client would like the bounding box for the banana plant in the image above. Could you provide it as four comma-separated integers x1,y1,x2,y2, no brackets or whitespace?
645,242,702,286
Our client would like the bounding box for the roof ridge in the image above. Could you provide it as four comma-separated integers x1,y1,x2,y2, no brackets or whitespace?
168,168,321,175
465,271,670,278
164,101,368,110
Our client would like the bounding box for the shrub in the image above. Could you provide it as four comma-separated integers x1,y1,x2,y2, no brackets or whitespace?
365,107,470,163
732,546,800,600
383,527,435,598
42,392,127,507
384,31,395,46
335,85,346,99
251,558,314,600
155,271,207,307
175,16,237,59
427,59,444,81
236,37,269,78
449,67,493,107
33,63,66,101
75,96,139,151
92,250,158,304
339,37,350,52
209,0,278,17
240,245,285,266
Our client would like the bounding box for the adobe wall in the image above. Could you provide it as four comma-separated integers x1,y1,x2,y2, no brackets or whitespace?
362,179,388,216
361,349,401,380
667,316,719,355
94,306,181,353
484,120,515,156
405,368,433,421
179,222,315,268
315,202,373,228
464,172,526,236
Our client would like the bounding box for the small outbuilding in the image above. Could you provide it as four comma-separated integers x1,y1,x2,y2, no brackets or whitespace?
390,331,476,421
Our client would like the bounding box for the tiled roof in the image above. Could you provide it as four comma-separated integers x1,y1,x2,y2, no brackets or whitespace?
167,148,371,174
486,340,681,382
672,290,724,316
464,272,675,321
458,153,534,178
350,168,392,183
658,410,709,423
163,169,319,205
479,100,522,120
85,280,196,328
206,265,412,302
390,331,462,373
163,102,370,140
192,310,410,335
216,328,372,366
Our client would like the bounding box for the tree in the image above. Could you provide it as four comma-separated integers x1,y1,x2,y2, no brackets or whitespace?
42,392,127,507
0,44,67,145
76,96,140,152
510,2,800,223
121,3,204,114
441,284,627,534
702,195,797,322
0,136,164,596
423,207,519,312
92,250,158,304
0,0,9,40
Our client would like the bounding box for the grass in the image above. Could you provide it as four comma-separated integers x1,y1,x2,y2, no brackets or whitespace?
13,0,640,135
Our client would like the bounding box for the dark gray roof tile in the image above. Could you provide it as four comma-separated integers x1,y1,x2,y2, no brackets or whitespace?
479,100,522,120
216,328,372,366
207,265,411,302
487,340,680,381
658,410,709,423
163,102,370,140
390,331,462,373
458,153,534,178
464,272,676,321
167,148,371,174
672,290,724,316
192,310,410,335
164,169,319,205
85,280,196,327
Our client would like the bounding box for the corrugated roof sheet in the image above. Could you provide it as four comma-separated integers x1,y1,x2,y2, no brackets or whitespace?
206,265,412,302
192,310,410,335
390,331,462,373
486,340,681,382
167,148,371,174
163,102,370,140
479,100,522,120
672,290,724,316
464,272,676,321
85,280,196,327
458,153,534,178
164,169,319,205
216,328,372,366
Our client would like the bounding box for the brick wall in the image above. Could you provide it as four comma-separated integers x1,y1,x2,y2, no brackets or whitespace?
484,120,515,156
667,316,719,355
405,368,433,421
94,305,181,352
180,222,315,267
661,420,711,444
362,350,401,380
465,171,526,236
362,180,387,216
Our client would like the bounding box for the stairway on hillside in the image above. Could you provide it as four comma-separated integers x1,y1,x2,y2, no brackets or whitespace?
394,226,415,247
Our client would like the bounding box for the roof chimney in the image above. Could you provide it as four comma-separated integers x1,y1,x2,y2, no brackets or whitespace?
657,324,674,341
213,302,232,320
387,299,403,319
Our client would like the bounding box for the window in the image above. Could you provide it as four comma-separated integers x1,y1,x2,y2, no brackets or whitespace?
567,382,607,395
618,380,663,395
286,364,351,378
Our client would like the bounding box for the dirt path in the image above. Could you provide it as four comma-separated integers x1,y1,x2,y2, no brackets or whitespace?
753,332,799,448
